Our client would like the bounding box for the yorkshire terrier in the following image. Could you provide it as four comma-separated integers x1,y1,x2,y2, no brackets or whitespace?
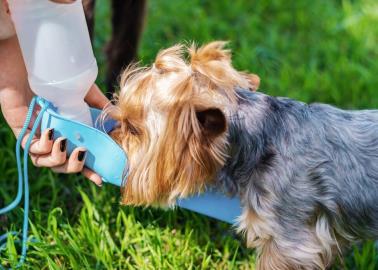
108,41,378,270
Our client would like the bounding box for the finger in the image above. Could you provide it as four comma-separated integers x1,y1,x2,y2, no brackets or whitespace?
25,128,54,155
82,168,103,187
29,137,67,167
84,84,110,109
51,147,87,174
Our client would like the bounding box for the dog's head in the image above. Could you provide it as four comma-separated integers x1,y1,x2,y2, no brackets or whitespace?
110,41,259,206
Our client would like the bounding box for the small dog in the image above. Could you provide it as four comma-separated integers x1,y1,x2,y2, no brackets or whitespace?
109,41,378,270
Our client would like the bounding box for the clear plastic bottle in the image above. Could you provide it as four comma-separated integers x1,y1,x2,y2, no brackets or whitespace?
9,0,97,126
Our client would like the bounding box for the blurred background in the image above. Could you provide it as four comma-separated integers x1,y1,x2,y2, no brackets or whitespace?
1,0,378,269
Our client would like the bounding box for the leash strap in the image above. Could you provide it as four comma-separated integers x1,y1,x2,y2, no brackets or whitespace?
0,97,48,269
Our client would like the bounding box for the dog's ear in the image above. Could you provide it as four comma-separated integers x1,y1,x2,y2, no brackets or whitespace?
189,41,234,88
196,108,226,138
240,72,260,92
154,44,186,73
189,41,231,66
189,41,252,97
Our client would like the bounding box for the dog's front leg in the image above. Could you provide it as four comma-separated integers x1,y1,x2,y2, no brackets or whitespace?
238,205,337,270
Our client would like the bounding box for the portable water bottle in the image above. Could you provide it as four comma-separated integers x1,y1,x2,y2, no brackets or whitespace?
9,0,97,126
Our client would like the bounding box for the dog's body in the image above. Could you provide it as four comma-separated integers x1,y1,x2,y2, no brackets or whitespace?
110,41,378,269
219,89,378,268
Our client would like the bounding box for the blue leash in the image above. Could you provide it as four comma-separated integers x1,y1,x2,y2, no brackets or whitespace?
0,97,48,269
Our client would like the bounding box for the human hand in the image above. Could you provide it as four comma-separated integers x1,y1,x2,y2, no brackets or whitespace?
0,36,109,186
22,84,110,186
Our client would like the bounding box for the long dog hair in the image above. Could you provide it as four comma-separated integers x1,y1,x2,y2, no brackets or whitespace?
109,41,378,269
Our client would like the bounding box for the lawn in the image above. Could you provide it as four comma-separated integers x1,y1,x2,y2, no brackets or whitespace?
1,0,378,269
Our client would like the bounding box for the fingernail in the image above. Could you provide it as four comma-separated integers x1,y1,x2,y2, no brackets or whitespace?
78,150,86,162
60,139,67,152
48,129,54,140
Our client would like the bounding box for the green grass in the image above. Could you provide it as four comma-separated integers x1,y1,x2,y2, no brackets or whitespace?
1,0,378,269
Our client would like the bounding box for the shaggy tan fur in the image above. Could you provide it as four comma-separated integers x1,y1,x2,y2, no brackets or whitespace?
110,41,258,206
108,41,343,269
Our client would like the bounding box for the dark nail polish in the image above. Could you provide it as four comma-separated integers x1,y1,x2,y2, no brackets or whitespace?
48,129,54,140
60,139,67,152
78,150,86,162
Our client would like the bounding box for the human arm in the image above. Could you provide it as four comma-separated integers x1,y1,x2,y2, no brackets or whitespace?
0,1,108,185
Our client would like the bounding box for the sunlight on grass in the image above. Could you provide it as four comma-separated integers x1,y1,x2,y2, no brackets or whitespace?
340,0,378,52
1,0,377,269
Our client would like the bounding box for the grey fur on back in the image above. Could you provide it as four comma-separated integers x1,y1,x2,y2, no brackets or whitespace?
218,89,378,244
